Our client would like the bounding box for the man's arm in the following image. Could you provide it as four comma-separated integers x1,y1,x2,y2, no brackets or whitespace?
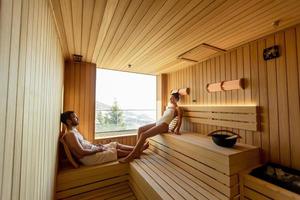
65,132,104,158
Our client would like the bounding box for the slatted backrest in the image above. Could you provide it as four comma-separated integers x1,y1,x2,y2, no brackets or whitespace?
181,105,259,131
60,134,80,168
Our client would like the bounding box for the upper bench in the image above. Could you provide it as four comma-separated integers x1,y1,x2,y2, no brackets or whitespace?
151,133,261,176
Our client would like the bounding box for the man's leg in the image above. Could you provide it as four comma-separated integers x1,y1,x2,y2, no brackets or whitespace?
119,123,168,163
117,149,131,158
117,143,149,151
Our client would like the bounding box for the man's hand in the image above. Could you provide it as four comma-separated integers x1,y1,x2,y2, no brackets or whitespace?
96,145,107,152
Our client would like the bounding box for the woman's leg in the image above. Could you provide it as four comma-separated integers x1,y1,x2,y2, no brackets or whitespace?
137,123,156,139
119,123,168,163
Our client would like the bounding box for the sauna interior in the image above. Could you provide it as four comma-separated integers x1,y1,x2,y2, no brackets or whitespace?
2,0,300,199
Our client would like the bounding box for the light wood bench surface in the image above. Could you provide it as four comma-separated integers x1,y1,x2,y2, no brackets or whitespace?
129,132,261,200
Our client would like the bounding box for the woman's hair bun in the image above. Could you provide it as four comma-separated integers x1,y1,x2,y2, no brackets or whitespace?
172,92,180,101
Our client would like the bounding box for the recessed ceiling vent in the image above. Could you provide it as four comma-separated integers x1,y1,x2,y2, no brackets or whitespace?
73,54,83,63
178,43,226,63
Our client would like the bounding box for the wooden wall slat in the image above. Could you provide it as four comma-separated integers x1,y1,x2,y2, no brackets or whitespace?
1,0,22,198
275,31,291,166
11,0,29,198
165,24,300,170
225,52,232,105
0,0,64,199
257,38,270,163
250,41,259,146
63,61,96,142
0,0,13,196
237,47,246,143
266,35,280,164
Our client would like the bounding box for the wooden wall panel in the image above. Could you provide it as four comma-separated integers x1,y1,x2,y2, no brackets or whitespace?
156,74,168,119
63,61,96,142
165,24,300,170
0,0,64,199
94,135,137,147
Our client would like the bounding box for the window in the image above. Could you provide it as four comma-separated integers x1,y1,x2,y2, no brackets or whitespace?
95,69,156,138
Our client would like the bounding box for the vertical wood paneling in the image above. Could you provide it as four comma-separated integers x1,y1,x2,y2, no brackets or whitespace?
63,61,96,142
220,55,226,104
257,38,270,162
266,35,280,164
237,47,246,143
94,135,137,146
225,52,232,104
285,28,300,169
0,0,64,199
166,24,300,170
275,31,291,166
250,41,260,147
156,74,168,119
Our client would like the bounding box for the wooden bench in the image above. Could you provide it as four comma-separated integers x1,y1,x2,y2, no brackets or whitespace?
56,161,133,199
56,105,260,199
241,173,300,200
129,133,261,200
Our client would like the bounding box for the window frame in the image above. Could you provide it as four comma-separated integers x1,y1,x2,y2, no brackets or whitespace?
94,69,157,139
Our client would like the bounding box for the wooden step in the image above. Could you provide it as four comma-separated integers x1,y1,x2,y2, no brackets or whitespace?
144,133,261,199
148,146,234,200
130,149,241,200
129,159,172,200
56,161,129,192
242,174,300,200
60,181,136,200
56,175,129,199
149,137,238,187
128,176,148,200
150,133,261,175
56,161,129,199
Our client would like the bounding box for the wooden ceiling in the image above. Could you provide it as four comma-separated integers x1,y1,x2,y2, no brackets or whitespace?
50,0,300,74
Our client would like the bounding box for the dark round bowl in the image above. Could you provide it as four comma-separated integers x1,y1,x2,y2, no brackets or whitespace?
212,134,237,147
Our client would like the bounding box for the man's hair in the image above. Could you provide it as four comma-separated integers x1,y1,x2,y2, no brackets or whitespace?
61,111,75,125
172,92,180,101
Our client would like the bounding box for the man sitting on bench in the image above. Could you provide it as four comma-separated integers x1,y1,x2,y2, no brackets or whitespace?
60,111,149,166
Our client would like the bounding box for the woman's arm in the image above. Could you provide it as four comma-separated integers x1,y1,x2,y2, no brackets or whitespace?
174,107,183,135
65,132,104,158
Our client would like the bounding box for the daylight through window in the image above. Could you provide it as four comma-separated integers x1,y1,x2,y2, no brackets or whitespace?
95,69,156,138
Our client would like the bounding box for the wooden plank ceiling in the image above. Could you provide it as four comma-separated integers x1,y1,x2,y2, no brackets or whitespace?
50,0,300,74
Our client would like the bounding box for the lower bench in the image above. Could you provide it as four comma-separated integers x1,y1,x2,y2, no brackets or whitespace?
61,181,136,200
242,174,300,200
56,161,131,199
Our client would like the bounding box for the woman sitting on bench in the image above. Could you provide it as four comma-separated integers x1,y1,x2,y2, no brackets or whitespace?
120,92,182,163
61,111,149,166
